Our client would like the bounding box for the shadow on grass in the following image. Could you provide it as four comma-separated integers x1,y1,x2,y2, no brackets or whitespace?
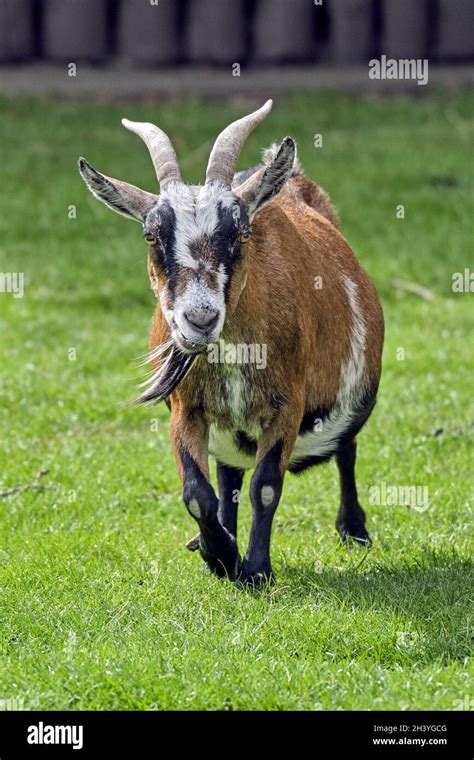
279,550,473,661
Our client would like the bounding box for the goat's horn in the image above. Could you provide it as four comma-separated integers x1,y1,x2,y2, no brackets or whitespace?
121,118,182,188
205,99,273,186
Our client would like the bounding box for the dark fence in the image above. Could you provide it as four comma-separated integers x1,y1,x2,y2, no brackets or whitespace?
0,0,473,65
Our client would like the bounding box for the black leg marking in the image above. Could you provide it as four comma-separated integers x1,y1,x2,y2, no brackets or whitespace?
335,440,370,545
238,440,284,588
180,449,240,579
217,463,244,537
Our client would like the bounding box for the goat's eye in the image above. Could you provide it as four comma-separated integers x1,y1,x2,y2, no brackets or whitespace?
144,234,157,245
239,231,251,244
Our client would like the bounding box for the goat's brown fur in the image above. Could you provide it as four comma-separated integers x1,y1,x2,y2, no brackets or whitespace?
79,103,384,587
149,174,383,445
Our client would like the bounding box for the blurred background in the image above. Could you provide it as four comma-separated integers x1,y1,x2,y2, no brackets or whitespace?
0,0,473,98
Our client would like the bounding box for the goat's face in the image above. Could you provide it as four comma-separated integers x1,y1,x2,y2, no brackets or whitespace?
144,183,251,354
79,100,296,359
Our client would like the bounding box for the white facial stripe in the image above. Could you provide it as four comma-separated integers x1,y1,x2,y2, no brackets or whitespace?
173,277,226,343
177,278,223,311
196,181,236,228
172,264,227,339
161,182,237,270
195,185,218,236
217,262,228,293
157,183,238,342
164,185,199,270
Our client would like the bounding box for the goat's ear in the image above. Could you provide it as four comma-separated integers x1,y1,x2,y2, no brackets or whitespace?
236,137,296,221
78,157,158,223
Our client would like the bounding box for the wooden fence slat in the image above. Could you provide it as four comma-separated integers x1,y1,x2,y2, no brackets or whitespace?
330,0,373,64
43,0,108,62
436,0,474,59
253,0,315,63
187,0,246,64
0,0,32,61
117,0,179,65
0,0,473,67
382,0,429,59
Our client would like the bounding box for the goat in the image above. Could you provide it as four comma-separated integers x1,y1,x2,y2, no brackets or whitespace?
79,100,384,587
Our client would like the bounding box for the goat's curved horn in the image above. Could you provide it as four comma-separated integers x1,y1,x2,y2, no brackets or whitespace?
121,118,182,188
205,99,273,186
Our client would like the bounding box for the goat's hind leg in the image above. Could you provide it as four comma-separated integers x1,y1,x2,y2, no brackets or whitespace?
335,439,371,545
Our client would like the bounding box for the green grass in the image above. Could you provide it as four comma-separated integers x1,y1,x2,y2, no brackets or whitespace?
0,91,473,711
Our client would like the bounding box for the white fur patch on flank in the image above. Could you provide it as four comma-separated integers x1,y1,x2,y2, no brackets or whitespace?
289,275,368,464
339,274,367,397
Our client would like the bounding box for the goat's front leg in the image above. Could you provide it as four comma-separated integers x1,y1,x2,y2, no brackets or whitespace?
239,414,300,588
170,406,240,580
185,462,244,556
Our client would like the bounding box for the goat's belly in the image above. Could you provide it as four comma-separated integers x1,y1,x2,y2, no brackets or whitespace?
290,405,357,463
208,417,349,471
288,391,377,472
209,392,375,471
209,426,257,469
289,423,349,469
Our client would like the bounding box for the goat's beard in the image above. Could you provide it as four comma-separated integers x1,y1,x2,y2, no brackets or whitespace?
135,339,198,404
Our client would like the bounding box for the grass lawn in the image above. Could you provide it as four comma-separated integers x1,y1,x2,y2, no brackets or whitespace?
0,91,472,711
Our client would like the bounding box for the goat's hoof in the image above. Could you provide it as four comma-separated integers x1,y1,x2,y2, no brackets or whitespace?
337,523,371,546
236,562,274,590
199,531,241,581
205,556,240,580
186,533,201,552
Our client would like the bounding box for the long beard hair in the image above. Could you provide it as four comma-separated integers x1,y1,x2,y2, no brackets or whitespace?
135,339,198,404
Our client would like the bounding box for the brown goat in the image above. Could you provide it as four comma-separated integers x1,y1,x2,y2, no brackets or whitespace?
79,100,384,587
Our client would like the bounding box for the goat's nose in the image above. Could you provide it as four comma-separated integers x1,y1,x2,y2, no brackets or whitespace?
183,309,219,333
